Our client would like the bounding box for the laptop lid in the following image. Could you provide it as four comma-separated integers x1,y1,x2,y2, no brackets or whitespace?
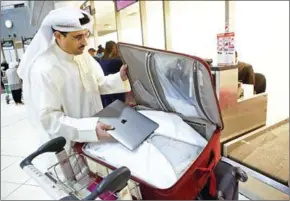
95,100,159,150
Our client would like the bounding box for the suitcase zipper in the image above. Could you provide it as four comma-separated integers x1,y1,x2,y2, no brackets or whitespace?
184,119,206,127
193,61,214,124
145,52,168,111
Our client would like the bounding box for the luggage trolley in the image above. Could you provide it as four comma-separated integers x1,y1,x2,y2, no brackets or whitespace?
20,137,133,200
21,131,248,200
21,41,249,200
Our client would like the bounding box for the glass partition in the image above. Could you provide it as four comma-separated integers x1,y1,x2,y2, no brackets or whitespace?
143,1,165,49
93,1,118,47
234,1,289,123
118,2,143,45
168,1,225,59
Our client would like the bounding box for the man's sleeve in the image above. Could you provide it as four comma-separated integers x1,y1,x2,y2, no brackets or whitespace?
30,70,99,142
89,55,131,95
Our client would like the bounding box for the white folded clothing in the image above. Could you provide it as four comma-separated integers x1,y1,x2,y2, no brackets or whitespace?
84,110,207,189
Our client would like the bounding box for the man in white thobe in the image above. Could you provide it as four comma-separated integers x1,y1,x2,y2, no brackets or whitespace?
6,62,23,105
17,7,130,171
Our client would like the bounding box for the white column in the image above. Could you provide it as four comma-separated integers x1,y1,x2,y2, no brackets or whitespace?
228,1,236,32
90,0,99,49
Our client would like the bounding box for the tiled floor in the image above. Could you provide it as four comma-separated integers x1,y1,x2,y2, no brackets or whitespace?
0,94,250,200
1,94,51,200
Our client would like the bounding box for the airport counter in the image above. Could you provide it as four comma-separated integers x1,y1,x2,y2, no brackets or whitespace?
210,65,268,143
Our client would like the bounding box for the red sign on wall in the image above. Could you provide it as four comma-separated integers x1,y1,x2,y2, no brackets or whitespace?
217,32,235,65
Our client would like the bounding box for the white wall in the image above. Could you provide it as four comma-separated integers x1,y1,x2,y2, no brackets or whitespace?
87,36,96,50
144,1,165,49
98,32,118,47
119,27,143,45
54,1,84,9
234,1,289,122
118,3,143,45
169,1,225,59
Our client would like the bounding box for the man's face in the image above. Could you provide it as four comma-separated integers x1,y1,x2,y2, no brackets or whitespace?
54,29,89,55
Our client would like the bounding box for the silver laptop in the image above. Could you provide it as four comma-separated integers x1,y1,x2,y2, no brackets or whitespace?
94,100,159,150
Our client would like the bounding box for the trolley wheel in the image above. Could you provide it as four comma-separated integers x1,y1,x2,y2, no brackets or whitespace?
234,167,248,182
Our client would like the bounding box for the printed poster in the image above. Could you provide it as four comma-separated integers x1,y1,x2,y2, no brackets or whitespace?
216,32,235,65
1,39,14,49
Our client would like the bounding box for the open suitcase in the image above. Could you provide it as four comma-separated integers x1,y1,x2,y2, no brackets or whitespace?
74,42,226,200
20,42,248,200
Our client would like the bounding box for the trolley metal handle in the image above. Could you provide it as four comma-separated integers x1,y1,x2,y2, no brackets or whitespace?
84,166,131,200
20,136,66,169
20,137,132,200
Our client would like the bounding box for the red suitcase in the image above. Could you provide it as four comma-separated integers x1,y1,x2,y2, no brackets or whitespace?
74,42,224,200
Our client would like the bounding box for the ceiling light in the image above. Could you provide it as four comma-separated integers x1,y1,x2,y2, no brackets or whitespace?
127,12,138,17
5,20,13,28
104,24,112,29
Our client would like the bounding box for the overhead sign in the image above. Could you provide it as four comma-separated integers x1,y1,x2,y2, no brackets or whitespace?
22,37,33,46
1,39,14,49
1,39,16,63
22,36,34,52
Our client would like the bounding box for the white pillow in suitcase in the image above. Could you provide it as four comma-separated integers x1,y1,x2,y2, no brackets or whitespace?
84,110,207,189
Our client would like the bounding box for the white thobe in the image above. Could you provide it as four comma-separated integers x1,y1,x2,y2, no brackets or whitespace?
6,67,22,90
28,43,130,171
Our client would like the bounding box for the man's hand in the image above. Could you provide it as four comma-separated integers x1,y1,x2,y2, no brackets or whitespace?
96,122,117,142
120,64,128,81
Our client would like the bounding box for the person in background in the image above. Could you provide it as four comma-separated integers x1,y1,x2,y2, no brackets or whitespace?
235,51,266,94
1,67,4,90
88,48,97,57
103,41,120,60
1,61,9,71
89,45,104,63
1,61,9,90
98,41,126,107
96,45,105,59
235,51,255,85
6,62,23,105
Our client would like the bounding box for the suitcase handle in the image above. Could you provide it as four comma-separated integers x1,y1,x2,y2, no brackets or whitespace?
196,150,217,196
207,150,215,168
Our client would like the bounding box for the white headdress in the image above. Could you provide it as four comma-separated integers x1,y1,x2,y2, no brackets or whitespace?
17,7,93,126
18,6,93,79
